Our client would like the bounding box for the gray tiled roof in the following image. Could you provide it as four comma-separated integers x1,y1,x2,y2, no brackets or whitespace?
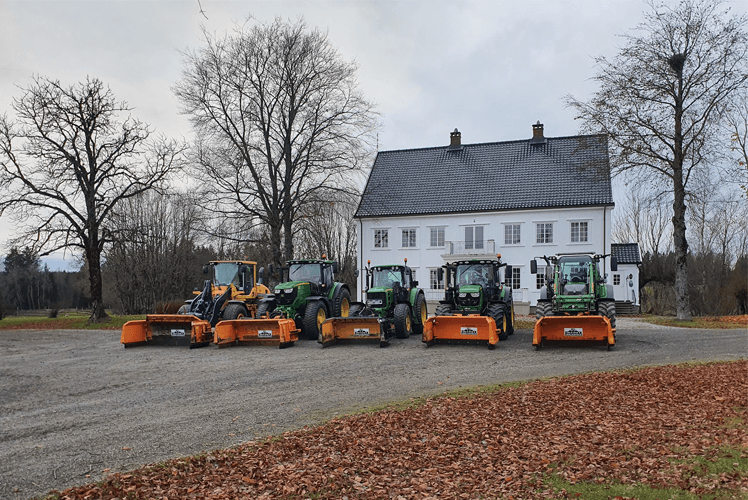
355,134,613,218
611,243,642,264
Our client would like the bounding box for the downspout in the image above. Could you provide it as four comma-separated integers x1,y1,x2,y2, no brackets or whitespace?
359,218,364,302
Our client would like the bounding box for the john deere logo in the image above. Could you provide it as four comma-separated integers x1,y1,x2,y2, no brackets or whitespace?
461,327,478,336
564,328,583,337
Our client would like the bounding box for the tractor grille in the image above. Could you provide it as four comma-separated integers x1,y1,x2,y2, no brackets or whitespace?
275,288,297,305
366,292,387,308
457,293,481,307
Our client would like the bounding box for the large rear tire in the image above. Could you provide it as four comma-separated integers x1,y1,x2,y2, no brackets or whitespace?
333,287,351,318
303,301,328,340
393,303,412,339
412,293,427,335
506,303,515,335
224,303,249,320
488,303,508,341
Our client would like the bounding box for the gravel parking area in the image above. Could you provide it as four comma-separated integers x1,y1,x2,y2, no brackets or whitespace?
1,320,745,499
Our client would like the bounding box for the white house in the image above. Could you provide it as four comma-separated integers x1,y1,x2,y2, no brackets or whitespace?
354,123,617,314
610,242,642,313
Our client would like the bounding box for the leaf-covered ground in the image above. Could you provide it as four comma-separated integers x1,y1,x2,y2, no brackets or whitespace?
44,360,747,500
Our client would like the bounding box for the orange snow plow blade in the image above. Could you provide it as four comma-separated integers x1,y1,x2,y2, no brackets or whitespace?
121,315,213,348
422,315,499,349
319,317,388,347
213,318,299,348
532,315,615,349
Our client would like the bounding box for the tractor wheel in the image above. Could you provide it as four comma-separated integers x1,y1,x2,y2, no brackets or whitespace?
303,301,328,341
255,301,275,319
597,301,617,330
349,304,364,317
224,303,249,320
434,304,453,316
177,304,190,315
506,303,515,335
412,293,427,335
488,303,508,341
394,303,412,339
333,287,351,318
535,301,551,319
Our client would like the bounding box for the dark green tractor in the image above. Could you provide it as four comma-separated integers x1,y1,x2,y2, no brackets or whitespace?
257,258,351,340
433,256,514,341
344,259,427,339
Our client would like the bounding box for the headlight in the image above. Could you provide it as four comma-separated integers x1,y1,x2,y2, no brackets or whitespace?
459,293,467,298
274,289,281,294
368,299,383,305
470,293,480,298
284,289,293,294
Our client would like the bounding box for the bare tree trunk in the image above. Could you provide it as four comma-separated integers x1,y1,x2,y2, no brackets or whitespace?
87,245,109,322
672,172,692,321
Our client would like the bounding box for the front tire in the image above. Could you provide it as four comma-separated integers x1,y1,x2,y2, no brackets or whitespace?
256,301,275,319
434,303,453,316
488,303,508,341
223,303,249,320
303,301,328,340
394,303,412,338
535,301,551,319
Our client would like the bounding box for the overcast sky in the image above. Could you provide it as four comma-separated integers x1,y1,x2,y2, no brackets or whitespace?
2,0,741,270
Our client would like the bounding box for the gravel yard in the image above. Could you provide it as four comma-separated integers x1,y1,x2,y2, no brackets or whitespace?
1,318,745,500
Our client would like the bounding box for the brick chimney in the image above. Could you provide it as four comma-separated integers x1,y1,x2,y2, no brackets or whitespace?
448,128,462,151
530,121,546,145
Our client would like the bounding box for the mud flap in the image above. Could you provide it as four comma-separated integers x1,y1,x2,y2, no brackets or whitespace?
121,315,212,348
319,317,391,347
214,318,299,348
422,315,499,349
532,315,614,349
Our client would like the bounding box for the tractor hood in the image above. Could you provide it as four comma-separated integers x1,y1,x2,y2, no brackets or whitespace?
274,281,308,291
457,284,483,295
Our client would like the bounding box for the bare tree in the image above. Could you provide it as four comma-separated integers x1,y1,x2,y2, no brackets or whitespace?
0,77,186,322
725,89,748,196
613,182,672,255
173,17,378,273
566,0,748,320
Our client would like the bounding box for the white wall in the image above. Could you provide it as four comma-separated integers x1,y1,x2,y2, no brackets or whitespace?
611,263,640,305
356,205,614,305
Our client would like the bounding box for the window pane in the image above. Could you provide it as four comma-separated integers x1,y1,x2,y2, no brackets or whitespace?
512,268,521,289
465,226,473,249
475,226,483,249
536,266,545,289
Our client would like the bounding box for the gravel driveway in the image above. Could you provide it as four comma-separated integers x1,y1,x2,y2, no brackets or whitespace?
1,318,745,500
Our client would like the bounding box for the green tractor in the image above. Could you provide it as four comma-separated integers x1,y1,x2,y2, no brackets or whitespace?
530,253,617,349
320,259,427,346
257,257,351,340
426,256,514,344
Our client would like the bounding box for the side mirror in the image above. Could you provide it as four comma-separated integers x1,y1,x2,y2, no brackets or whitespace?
530,259,537,274
258,267,265,285
437,268,444,282
610,257,618,272
505,265,513,285
332,262,339,273
202,265,209,275
268,264,274,275
355,269,359,278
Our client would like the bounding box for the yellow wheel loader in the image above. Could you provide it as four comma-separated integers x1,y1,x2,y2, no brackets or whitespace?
530,253,618,350
120,261,270,348
422,255,513,350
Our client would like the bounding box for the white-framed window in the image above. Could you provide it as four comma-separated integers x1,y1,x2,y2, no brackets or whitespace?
374,229,388,248
504,223,521,245
613,274,621,286
429,268,444,290
511,267,521,289
465,225,484,250
536,223,553,244
570,221,589,243
429,227,445,248
401,228,417,248
535,265,546,289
